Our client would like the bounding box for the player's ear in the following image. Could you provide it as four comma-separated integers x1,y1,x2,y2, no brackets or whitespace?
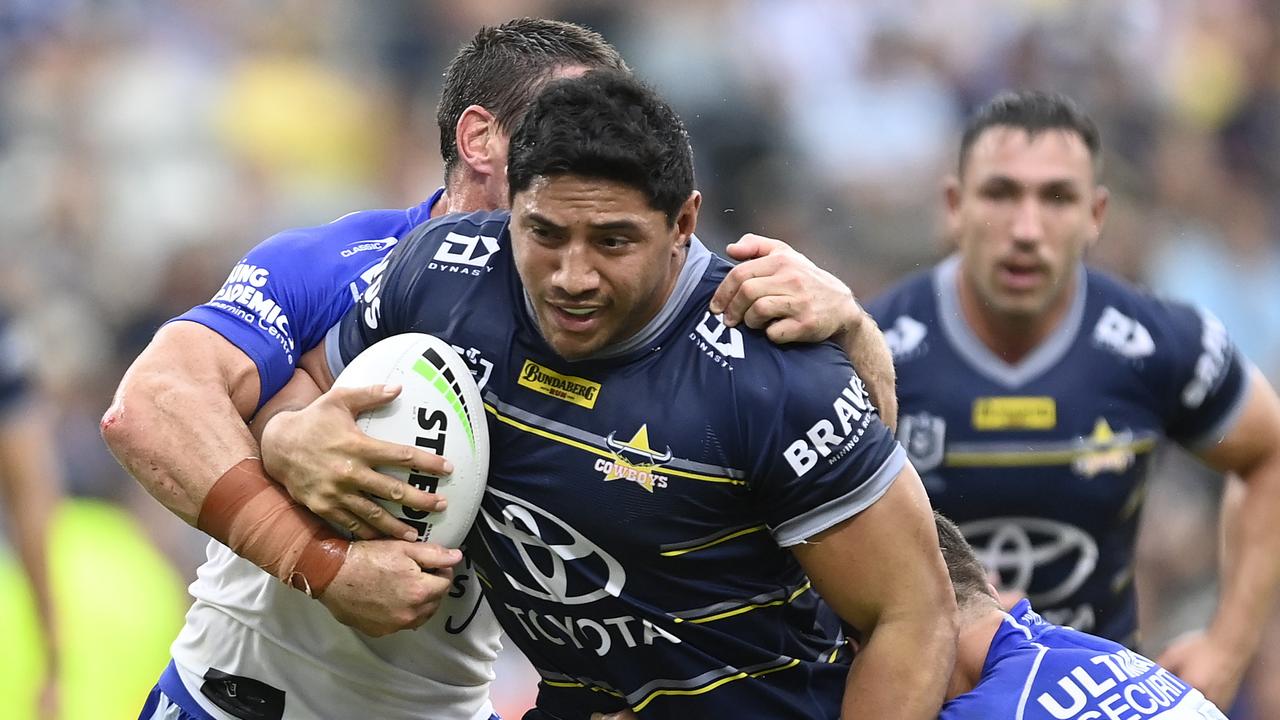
456,105,501,179
673,191,700,252
943,176,963,249
1087,184,1110,250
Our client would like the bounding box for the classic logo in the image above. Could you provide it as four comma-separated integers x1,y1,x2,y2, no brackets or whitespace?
518,360,601,409
481,487,626,605
1093,306,1155,360
339,236,397,258
972,396,1056,430
885,315,928,360
1073,418,1137,478
898,412,946,473
961,517,1098,609
431,231,500,272
595,425,672,492
694,312,744,360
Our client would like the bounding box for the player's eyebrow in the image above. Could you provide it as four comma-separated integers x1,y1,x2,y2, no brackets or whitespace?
527,211,644,232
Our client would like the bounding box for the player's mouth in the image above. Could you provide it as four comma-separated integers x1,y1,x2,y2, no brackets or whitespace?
996,261,1045,292
548,303,605,333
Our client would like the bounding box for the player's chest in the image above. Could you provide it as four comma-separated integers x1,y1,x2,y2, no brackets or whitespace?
894,352,1162,487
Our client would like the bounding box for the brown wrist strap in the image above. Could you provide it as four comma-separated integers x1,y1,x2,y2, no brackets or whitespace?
197,458,349,598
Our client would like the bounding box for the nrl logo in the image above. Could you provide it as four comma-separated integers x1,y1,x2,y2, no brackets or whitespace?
594,425,672,492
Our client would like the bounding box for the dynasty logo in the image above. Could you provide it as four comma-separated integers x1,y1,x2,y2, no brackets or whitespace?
596,425,671,492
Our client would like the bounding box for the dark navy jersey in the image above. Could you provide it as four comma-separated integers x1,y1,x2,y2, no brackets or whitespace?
868,256,1249,642
172,190,442,408
0,308,33,419
942,600,1228,719
333,211,906,719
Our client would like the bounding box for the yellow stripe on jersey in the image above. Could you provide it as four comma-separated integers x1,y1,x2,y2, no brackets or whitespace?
659,525,767,557
674,581,812,624
944,438,1156,468
630,659,802,713
483,402,746,485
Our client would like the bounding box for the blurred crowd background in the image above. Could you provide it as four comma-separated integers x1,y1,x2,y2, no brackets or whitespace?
0,0,1277,717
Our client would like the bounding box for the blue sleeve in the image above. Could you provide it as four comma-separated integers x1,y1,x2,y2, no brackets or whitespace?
0,313,32,418
737,345,907,546
1145,301,1249,448
171,212,411,408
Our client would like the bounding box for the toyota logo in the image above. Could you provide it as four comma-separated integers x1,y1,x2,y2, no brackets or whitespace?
960,517,1098,607
481,487,626,605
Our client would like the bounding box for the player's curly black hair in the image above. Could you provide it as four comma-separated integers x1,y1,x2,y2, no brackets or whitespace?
437,18,628,182
506,70,695,225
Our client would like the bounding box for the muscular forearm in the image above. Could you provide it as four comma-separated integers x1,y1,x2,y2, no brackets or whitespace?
841,613,953,719
101,323,261,524
1214,456,1280,657
838,310,898,432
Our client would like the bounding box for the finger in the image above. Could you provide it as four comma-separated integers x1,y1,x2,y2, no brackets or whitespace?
361,437,455,476
742,294,796,330
709,254,777,315
765,318,805,345
725,233,791,261
356,468,446,514
344,494,424,541
328,506,380,540
328,383,401,414
725,274,779,326
405,542,464,570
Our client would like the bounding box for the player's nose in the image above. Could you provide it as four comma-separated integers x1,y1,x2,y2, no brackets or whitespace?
1010,197,1046,246
550,243,601,296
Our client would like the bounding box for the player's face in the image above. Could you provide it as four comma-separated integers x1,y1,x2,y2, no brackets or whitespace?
511,174,700,360
947,127,1108,323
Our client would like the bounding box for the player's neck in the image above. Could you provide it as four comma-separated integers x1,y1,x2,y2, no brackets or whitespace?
437,173,503,216
957,274,1077,365
946,607,1004,701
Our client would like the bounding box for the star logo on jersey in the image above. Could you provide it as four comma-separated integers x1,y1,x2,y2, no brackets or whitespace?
1072,418,1137,478
594,425,672,492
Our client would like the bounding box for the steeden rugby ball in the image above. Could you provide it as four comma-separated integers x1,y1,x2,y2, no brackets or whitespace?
332,333,489,548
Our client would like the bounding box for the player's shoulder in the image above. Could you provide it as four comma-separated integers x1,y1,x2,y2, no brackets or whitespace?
389,209,512,267
1082,265,1220,362
866,264,936,322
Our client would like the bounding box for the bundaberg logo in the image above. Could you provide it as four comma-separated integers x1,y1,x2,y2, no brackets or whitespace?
518,360,601,409
595,425,671,492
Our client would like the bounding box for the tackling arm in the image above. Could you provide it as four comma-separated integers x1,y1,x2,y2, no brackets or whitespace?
709,235,898,430
1161,367,1280,706
790,464,957,719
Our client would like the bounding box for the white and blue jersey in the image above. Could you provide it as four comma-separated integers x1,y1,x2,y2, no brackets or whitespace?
942,600,1228,719
333,211,907,719
152,191,505,720
867,257,1250,643
173,189,444,407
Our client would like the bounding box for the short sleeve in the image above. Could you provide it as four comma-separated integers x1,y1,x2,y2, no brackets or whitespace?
1149,302,1249,448
739,346,907,547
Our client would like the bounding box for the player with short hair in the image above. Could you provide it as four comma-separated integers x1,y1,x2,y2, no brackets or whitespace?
105,18,899,720
935,512,1229,719
263,69,955,720
866,90,1280,707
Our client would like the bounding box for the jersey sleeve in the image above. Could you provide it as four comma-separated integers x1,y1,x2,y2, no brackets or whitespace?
737,345,907,547
331,211,510,374
170,216,405,408
1145,300,1249,449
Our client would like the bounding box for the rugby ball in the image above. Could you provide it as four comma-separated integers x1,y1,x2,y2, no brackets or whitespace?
332,333,489,548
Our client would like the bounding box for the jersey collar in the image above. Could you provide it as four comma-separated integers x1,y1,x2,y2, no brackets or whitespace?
934,255,1088,389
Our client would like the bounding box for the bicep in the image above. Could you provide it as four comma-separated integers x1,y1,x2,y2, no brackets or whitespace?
789,463,949,632
138,321,262,419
